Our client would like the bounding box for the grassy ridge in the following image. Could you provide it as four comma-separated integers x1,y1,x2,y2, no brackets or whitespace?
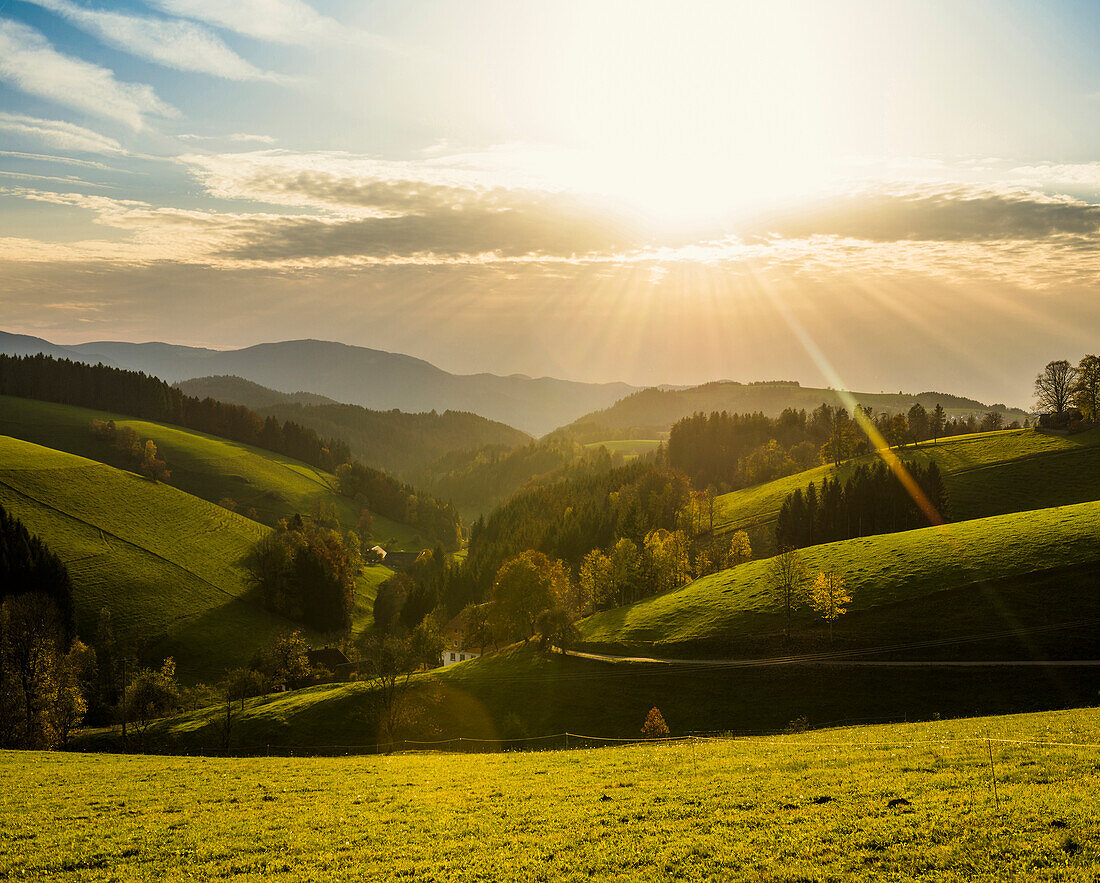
715,428,1100,556
580,499,1100,651
0,395,420,549
0,435,390,679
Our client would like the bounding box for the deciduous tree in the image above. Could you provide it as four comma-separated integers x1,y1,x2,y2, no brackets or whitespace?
769,547,808,640
1035,360,1078,416
810,572,850,641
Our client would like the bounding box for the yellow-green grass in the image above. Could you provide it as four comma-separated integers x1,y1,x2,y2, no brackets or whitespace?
0,435,387,679
716,427,1100,556
18,707,1100,880
0,395,420,549
580,499,1100,652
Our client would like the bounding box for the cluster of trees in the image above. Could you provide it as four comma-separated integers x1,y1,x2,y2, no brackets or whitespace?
775,460,949,551
335,462,460,550
90,419,170,482
247,515,362,634
669,403,1018,493
0,354,351,473
1035,356,1100,429
435,460,692,617
0,504,86,748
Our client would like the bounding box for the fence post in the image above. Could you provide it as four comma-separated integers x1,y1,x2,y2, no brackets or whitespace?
986,738,1000,812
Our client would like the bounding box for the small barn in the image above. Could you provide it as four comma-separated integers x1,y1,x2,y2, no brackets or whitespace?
307,646,353,680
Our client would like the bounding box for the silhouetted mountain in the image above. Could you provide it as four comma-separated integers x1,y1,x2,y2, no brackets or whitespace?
563,380,1030,440
0,332,636,436
177,375,336,409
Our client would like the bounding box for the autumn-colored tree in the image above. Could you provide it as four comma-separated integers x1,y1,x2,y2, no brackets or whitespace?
609,538,643,605
641,706,670,739
768,546,808,640
810,571,851,641
579,549,613,611
140,439,170,483
727,530,753,568
1074,354,1100,422
124,657,180,751
491,551,572,642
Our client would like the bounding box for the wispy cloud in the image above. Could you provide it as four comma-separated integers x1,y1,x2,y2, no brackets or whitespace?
22,0,285,82
0,112,126,155
0,150,116,170
0,19,176,129
179,133,277,144
148,0,380,47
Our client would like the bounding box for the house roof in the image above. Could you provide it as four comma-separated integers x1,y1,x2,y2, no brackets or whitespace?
307,647,351,670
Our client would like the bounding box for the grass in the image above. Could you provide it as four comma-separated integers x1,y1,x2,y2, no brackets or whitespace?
14,706,1100,880
715,427,1100,556
0,395,421,549
0,435,386,680
580,499,1100,652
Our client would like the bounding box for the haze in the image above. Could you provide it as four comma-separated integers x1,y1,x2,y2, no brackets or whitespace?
1,0,1098,407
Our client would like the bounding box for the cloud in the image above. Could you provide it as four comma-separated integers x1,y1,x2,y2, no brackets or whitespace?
0,112,126,155
179,133,277,144
22,0,284,82
148,0,378,47
749,182,1100,243
0,19,176,129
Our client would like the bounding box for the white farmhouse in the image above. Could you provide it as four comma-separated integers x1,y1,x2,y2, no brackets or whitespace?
439,617,481,667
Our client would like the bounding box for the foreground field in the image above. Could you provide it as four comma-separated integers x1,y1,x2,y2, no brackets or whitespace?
12,707,1100,881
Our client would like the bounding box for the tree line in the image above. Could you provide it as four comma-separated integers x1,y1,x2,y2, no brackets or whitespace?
667,402,1015,493
0,353,352,472
776,460,949,551
0,354,462,547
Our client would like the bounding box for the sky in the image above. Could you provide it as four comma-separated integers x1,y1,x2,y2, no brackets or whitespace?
0,0,1098,407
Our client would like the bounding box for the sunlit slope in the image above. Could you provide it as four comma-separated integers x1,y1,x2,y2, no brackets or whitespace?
0,395,418,547
715,428,1100,556
0,435,312,678
580,499,1100,650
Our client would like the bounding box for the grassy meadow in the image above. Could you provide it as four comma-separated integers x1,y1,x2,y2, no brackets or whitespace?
0,435,389,680
0,395,420,548
13,707,1100,881
579,499,1100,653
714,427,1100,556
584,438,663,459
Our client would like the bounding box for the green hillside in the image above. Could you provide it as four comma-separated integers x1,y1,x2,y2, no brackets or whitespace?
0,395,420,549
564,380,1029,440
0,435,391,680
715,427,1100,556
580,499,1100,653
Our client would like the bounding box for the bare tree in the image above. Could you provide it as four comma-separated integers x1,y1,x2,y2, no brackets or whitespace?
1035,360,1078,416
768,547,808,641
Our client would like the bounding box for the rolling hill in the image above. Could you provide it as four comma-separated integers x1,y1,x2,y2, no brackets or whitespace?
578,499,1100,654
713,426,1100,556
175,375,336,408
0,331,636,436
0,394,420,547
563,380,1030,440
0,433,396,680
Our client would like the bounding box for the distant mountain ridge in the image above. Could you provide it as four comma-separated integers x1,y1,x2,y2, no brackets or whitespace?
176,375,336,409
563,380,1031,440
0,331,636,436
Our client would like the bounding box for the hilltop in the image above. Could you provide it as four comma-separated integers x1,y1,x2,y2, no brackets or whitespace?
176,375,336,408
564,380,1030,441
0,331,636,436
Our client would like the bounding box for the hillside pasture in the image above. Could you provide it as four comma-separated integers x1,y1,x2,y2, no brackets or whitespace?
580,499,1100,653
20,707,1100,880
714,428,1100,556
0,395,421,549
0,435,388,678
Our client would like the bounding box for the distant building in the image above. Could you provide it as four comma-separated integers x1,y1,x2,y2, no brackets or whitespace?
439,615,481,667
370,545,387,560
307,646,354,680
